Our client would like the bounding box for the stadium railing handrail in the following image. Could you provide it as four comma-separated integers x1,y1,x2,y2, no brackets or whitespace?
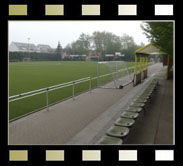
9,64,155,102
9,77,91,101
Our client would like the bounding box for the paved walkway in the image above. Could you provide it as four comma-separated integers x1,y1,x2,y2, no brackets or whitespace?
9,63,167,145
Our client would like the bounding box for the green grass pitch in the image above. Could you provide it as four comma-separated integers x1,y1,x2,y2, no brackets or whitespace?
9,61,134,120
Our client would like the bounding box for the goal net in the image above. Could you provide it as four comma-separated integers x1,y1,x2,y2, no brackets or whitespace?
97,61,133,89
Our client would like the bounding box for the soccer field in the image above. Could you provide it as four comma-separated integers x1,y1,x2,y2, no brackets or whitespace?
9,61,134,120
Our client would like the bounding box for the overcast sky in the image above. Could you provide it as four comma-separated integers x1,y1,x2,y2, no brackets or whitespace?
9,21,149,48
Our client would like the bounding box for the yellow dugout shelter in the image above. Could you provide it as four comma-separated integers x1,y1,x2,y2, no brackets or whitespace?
133,43,164,86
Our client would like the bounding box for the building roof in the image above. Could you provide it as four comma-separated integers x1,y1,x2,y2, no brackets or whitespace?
135,43,165,57
37,44,51,49
10,42,54,53
12,42,37,51
37,44,52,53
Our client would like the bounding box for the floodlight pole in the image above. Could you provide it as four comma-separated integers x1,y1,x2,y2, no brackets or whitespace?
28,37,30,61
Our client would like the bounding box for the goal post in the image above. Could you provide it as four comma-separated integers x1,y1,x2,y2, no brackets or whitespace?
97,61,133,89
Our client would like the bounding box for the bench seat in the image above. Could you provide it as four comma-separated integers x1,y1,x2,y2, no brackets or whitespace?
133,98,148,103
130,102,145,108
106,126,129,138
98,135,123,145
126,107,143,113
121,111,139,119
115,118,135,127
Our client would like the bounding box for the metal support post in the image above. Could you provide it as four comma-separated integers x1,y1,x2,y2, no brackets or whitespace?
116,61,118,80
89,77,92,93
140,56,143,72
97,62,100,87
134,55,138,74
72,81,75,100
146,57,148,69
46,88,49,111
142,57,144,71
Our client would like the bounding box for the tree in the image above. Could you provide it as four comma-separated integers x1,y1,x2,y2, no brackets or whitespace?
120,34,136,49
141,22,173,56
120,34,139,61
77,33,92,54
141,22,173,79
92,31,122,58
55,41,63,60
63,31,141,62
64,33,92,55
64,44,73,54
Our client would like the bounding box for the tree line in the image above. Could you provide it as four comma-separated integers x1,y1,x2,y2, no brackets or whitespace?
64,32,144,61
9,31,144,62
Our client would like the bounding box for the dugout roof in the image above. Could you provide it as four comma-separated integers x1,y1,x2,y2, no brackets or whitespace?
135,43,164,57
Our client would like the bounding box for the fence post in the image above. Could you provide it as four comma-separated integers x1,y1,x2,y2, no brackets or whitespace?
116,62,118,80
97,62,100,87
89,77,92,93
46,88,49,111
72,81,75,100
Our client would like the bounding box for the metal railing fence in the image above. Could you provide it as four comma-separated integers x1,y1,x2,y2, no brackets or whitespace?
9,63,154,120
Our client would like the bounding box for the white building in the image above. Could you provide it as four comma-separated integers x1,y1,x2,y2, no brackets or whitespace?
9,42,53,53
9,42,37,52
37,44,52,53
